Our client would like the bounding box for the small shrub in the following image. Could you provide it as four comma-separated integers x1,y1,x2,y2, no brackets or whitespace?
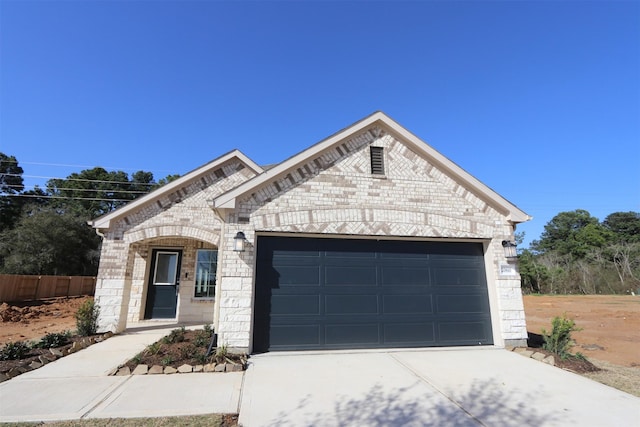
194,327,213,347
132,353,143,364
161,355,174,366
146,342,162,355
542,315,582,360
215,345,228,364
0,341,31,361
76,299,100,336
35,331,71,349
180,344,198,360
195,351,209,364
162,326,186,344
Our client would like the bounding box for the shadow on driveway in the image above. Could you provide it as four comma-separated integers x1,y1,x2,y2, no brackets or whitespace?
263,378,555,427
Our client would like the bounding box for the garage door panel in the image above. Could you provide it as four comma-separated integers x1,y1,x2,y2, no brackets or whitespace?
271,295,320,315
381,266,430,286
383,294,433,314
325,324,379,345
270,325,321,347
437,294,487,314
325,266,377,286
384,323,436,344
325,294,378,315
324,250,376,259
438,321,492,344
432,268,484,286
254,236,493,352
270,265,321,286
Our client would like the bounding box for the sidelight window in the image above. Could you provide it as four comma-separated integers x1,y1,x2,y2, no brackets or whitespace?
195,249,217,298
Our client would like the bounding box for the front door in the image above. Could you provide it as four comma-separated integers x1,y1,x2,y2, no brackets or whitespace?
144,249,181,319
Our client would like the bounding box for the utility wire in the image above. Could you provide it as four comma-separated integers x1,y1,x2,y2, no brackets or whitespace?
7,194,137,202
1,183,151,194
1,173,160,185
0,159,177,174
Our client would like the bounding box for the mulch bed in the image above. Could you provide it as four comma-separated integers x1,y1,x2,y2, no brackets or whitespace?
0,333,108,379
121,327,247,371
527,332,600,374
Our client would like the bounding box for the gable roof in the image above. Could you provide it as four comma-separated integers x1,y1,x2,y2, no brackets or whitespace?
89,149,263,230
213,111,531,223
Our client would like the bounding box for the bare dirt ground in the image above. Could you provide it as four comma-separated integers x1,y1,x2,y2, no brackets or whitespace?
0,296,92,345
523,295,640,367
524,295,640,397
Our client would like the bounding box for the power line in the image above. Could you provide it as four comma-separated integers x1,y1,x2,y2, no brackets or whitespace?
2,173,158,186
7,194,138,202
0,159,177,174
2,183,151,194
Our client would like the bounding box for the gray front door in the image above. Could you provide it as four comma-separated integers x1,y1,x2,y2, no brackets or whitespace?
145,249,181,319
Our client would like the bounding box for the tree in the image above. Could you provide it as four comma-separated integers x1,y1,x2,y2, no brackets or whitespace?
0,153,25,232
0,206,100,275
153,173,181,189
603,212,640,243
531,209,610,258
46,167,156,218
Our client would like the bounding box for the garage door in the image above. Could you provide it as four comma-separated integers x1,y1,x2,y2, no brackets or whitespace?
253,236,493,352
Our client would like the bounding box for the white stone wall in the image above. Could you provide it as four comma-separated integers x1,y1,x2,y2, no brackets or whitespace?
216,126,527,350
94,159,257,332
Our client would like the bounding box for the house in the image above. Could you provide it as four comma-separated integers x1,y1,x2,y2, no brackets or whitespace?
89,111,531,353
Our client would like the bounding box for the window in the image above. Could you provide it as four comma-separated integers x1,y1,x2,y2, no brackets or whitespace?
370,146,385,175
195,250,217,298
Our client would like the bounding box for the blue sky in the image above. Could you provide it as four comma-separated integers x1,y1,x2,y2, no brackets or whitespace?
1,0,638,247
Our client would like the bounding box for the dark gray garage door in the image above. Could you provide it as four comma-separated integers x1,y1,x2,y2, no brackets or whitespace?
253,236,493,352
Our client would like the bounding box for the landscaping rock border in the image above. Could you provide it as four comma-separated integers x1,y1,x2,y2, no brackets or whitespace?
110,360,245,376
512,347,555,366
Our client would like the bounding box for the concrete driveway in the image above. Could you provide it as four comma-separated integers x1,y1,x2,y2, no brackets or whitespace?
240,348,640,426
1,327,638,426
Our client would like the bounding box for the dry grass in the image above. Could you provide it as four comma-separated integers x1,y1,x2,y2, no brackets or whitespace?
0,414,237,427
584,358,640,397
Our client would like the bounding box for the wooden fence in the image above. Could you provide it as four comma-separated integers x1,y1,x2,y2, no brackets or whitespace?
0,275,96,303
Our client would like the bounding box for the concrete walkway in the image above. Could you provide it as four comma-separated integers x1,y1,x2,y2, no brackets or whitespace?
0,323,243,423
1,328,639,426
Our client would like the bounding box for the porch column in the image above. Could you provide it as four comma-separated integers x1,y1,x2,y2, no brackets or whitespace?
94,238,131,333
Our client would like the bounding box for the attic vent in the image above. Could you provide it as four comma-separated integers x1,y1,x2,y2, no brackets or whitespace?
370,146,385,175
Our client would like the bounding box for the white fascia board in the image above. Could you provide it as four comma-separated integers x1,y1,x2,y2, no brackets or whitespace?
89,149,262,230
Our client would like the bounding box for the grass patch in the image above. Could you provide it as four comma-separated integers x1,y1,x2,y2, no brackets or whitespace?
1,413,238,426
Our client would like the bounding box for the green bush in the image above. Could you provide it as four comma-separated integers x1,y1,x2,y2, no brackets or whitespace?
542,315,582,360
0,341,31,361
75,299,100,336
35,331,71,349
162,326,186,344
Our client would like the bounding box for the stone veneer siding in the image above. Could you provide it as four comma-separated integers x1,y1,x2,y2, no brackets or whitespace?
215,126,527,351
94,159,257,333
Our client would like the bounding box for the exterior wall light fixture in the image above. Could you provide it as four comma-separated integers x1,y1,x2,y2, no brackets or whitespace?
233,231,247,252
501,240,518,260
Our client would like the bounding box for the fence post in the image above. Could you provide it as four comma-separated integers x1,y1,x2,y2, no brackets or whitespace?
34,276,41,300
